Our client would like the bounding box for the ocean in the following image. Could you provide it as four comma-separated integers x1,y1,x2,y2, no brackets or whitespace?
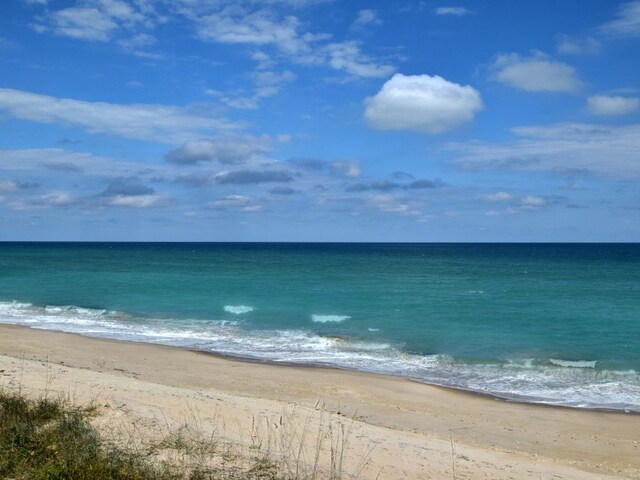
1,242,638,412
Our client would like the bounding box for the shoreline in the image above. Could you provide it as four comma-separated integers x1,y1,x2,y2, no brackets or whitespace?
190,346,640,415
2,323,639,479
3,318,638,415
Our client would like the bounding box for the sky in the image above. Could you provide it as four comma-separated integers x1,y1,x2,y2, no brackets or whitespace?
0,0,639,242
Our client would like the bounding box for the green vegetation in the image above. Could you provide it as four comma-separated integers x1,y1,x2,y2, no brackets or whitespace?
0,390,171,479
0,390,284,480
0,390,364,480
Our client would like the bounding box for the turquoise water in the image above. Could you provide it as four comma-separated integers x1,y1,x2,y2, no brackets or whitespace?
1,242,639,411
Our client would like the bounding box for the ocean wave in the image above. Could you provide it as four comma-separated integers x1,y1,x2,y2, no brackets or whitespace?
1,300,639,412
224,305,255,315
549,358,597,368
311,314,350,323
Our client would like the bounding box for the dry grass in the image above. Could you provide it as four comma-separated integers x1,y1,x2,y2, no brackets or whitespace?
0,389,372,480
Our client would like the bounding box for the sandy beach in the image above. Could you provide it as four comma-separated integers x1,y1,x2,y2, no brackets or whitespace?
0,324,638,479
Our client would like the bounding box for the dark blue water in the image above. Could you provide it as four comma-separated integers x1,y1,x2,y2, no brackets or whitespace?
1,242,639,411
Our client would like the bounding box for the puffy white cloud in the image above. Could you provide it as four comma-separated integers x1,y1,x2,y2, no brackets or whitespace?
364,73,483,134
0,88,236,144
598,1,640,38
489,52,582,93
435,6,472,16
587,95,640,116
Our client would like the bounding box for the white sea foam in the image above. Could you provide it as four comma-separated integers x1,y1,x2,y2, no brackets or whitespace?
311,314,350,323
224,305,255,315
549,358,597,368
368,328,380,332
1,301,639,412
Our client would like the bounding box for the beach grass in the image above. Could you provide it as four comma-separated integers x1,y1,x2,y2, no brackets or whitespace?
0,389,366,480
0,389,172,479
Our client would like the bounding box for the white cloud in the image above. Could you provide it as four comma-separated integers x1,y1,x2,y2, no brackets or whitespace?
587,95,640,116
191,6,394,78
209,195,253,208
556,35,601,55
324,41,395,78
598,1,640,38
195,9,312,55
210,69,296,109
214,170,293,184
34,0,152,43
329,160,361,178
366,194,420,216
107,193,170,208
0,88,237,144
489,52,582,93
10,191,76,210
0,181,20,192
481,191,512,202
520,195,546,207
364,73,483,134
450,122,640,178
0,148,168,177
117,32,156,50
480,192,551,215
352,9,382,29
165,136,271,164
46,7,118,41
208,194,264,213
435,6,472,16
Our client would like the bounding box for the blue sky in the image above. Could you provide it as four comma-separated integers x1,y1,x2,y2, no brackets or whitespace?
0,0,639,241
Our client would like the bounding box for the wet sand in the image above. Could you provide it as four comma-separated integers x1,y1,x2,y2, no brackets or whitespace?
1,324,638,479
